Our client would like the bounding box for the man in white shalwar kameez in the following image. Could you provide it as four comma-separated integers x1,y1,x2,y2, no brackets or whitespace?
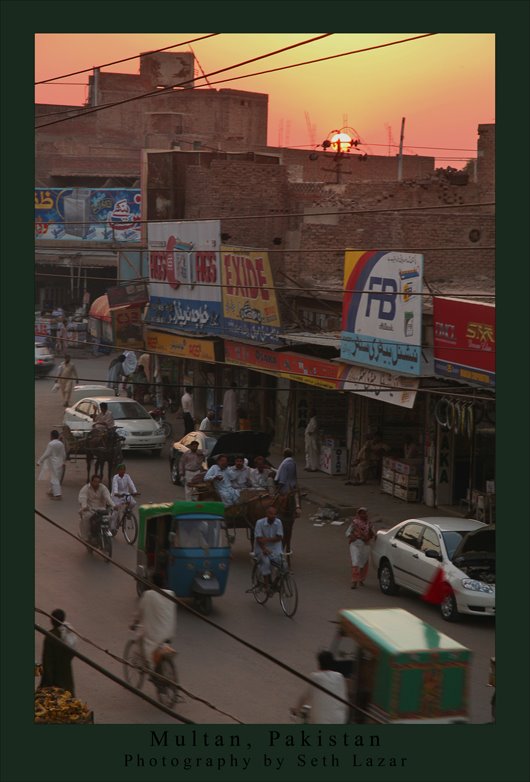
221,384,238,431
304,409,320,471
133,573,177,670
37,430,66,499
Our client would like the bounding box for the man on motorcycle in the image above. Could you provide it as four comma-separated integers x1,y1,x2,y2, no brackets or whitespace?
78,474,116,543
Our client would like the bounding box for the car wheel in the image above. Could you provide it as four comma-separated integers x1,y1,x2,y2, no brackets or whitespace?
170,459,181,485
378,559,399,596
440,589,459,622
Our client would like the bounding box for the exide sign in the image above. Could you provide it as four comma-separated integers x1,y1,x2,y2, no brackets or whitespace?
223,253,270,300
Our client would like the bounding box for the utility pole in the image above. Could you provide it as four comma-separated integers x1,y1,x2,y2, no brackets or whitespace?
397,116,406,181
91,67,100,107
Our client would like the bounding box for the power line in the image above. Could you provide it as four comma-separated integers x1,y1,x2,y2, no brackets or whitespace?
35,34,221,84
34,33,439,128
35,33,333,128
35,509,380,722
33,199,496,228
35,607,244,723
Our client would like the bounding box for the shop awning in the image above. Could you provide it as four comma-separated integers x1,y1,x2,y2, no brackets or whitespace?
280,331,341,349
89,295,112,322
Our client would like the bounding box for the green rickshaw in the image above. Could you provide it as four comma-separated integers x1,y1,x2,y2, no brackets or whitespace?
329,607,471,723
135,500,231,615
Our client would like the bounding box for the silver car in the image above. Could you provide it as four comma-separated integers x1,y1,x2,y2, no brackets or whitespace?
63,396,165,455
371,516,495,621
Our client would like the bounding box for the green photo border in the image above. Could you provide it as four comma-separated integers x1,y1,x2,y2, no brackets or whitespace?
1,1,528,781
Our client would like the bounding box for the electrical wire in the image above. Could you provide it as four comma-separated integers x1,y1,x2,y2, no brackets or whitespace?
35,34,221,84
34,270,496,299
35,33,333,128
35,509,382,723
35,607,244,723
34,622,194,723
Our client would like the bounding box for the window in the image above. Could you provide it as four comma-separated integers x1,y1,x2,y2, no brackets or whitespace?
395,522,423,549
76,401,93,416
420,526,441,555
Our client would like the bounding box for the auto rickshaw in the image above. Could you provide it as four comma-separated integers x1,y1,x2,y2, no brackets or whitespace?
136,500,230,615
328,607,471,723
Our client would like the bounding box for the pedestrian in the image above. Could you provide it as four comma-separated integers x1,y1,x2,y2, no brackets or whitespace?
39,609,76,695
37,429,66,500
304,408,320,471
199,410,215,432
291,650,349,724
275,448,298,494
345,507,375,589
57,355,78,408
137,352,152,383
55,319,68,357
221,383,238,431
179,440,205,501
131,572,177,671
181,386,195,435
131,364,149,403
204,454,240,507
107,354,126,396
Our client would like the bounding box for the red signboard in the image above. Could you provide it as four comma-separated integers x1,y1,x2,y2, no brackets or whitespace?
433,298,495,389
225,341,340,389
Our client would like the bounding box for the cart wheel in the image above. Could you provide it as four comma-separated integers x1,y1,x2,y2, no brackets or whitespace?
193,595,212,615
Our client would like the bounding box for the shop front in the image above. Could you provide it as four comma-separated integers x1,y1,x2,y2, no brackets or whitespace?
144,328,224,418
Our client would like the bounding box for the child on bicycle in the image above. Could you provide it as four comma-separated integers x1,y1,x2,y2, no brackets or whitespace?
254,505,284,595
111,463,139,533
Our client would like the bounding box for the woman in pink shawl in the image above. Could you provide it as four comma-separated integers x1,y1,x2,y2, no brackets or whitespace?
345,507,375,589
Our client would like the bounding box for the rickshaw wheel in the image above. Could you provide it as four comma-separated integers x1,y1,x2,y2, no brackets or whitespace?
193,595,212,615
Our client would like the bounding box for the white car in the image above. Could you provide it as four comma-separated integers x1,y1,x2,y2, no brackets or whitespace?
63,396,165,455
69,385,116,405
35,343,55,377
371,517,495,621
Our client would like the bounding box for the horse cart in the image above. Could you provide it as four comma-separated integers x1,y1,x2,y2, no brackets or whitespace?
60,425,124,487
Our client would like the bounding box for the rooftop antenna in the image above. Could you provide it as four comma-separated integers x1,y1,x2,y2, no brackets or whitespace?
188,45,213,88
304,111,317,147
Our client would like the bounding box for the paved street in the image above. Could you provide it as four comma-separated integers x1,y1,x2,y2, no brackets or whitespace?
35,353,495,724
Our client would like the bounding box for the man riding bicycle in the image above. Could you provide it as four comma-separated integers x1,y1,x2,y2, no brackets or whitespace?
111,463,139,533
253,505,284,595
131,572,177,671
78,474,117,543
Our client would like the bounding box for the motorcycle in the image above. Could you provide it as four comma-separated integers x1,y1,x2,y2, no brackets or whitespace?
149,407,172,440
82,509,113,560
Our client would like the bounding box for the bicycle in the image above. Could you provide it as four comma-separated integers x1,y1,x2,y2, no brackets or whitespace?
123,628,180,708
112,493,139,545
248,554,299,617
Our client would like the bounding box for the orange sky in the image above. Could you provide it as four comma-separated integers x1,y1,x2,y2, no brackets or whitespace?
35,33,495,167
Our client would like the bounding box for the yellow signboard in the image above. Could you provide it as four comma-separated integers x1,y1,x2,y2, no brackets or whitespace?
145,329,218,362
221,247,281,344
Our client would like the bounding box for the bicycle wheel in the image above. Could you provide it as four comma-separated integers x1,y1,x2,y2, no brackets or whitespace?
122,509,138,545
279,572,298,617
251,561,269,605
100,529,112,561
155,656,179,708
123,639,145,689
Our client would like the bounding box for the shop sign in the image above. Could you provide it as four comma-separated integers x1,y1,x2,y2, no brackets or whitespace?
147,220,223,335
145,329,220,363
225,341,340,389
341,250,423,375
35,188,141,242
433,297,495,389
107,281,149,309
338,363,418,408
220,247,282,344
114,305,144,350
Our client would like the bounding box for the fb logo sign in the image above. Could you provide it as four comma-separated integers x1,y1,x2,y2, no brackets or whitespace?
365,276,397,320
